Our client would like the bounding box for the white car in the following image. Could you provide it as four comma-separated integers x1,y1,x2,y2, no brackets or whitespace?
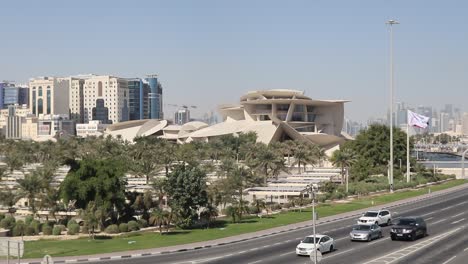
357,209,392,226
296,234,334,256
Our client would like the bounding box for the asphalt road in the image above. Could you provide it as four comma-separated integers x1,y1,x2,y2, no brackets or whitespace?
93,186,468,264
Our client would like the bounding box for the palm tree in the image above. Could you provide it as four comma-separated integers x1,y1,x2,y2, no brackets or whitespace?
80,202,99,239
291,142,318,174
0,189,20,214
150,208,166,234
151,178,167,208
16,172,42,215
200,205,218,228
315,147,327,167
228,166,258,221
330,148,356,184
249,143,285,185
252,198,266,216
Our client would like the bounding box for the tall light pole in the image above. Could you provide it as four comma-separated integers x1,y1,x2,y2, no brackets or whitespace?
387,19,399,193
305,184,318,264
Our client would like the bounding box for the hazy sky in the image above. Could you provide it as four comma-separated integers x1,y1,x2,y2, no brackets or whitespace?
1,0,467,122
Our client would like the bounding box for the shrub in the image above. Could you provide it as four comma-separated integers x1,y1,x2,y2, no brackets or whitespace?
12,220,26,237
128,221,139,231
67,220,78,228
25,215,34,226
248,206,260,215
282,203,292,209
25,226,35,236
138,219,148,228
81,224,89,234
67,224,80,235
30,220,41,235
42,225,53,235
0,216,16,230
105,224,119,234
0,213,5,221
52,226,62,236
119,223,129,233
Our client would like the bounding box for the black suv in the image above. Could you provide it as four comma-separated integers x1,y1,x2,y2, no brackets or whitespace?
390,217,427,241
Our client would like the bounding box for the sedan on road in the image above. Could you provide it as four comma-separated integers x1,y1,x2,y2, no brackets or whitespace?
296,234,334,256
350,224,383,242
390,216,427,241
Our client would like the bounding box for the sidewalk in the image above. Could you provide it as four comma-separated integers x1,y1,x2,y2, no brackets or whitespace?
3,182,468,264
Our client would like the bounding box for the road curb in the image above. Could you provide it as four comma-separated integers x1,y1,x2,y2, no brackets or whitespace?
11,182,468,264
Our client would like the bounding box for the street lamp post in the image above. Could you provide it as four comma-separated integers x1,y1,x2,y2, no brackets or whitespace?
305,184,318,264
387,19,399,193
462,149,468,179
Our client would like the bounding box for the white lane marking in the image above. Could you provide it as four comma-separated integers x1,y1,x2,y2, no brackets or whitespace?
432,218,448,225
279,252,293,257
323,248,355,259
441,206,454,211
335,236,350,241
452,212,465,218
362,227,462,264
426,217,434,221
421,211,436,217
238,251,246,254
464,247,468,252
248,260,262,264
456,201,468,206
451,218,465,224
442,256,457,264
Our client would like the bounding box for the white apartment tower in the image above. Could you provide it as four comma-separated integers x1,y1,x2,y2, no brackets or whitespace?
29,77,70,117
82,75,129,124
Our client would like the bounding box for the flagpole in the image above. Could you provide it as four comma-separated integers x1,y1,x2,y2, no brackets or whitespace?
407,116,410,183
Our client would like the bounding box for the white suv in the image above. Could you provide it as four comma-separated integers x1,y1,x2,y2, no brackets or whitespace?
357,210,392,226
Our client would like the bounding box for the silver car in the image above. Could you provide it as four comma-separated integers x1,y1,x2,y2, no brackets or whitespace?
350,224,382,242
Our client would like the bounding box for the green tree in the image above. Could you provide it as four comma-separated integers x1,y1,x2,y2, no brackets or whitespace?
165,165,208,229
131,137,163,184
151,178,167,208
291,142,318,174
200,205,218,228
80,201,99,239
248,143,286,184
330,148,356,184
17,172,42,215
60,158,127,215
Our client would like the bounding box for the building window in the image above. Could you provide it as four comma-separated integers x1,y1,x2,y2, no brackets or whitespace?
32,91,36,115
47,89,51,114
38,98,43,114
98,81,103,97
38,86,43,97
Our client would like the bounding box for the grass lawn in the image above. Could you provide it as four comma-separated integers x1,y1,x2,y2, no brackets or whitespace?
23,179,467,258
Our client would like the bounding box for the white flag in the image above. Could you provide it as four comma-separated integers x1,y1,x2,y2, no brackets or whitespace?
407,110,430,129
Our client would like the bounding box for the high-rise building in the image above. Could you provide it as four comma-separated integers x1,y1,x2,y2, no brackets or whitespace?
5,105,22,139
174,108,190,125
29,77,70,117
444,104,454,119
127,78,150,120
82,75,129,124
462,113,468,136
4,86,29,108
439,112,450,133
69,77,86,123
0,82,29,109
395,102,407,127
145,75,163,119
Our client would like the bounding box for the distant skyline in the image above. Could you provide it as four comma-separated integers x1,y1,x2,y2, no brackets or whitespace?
1,0,467,121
